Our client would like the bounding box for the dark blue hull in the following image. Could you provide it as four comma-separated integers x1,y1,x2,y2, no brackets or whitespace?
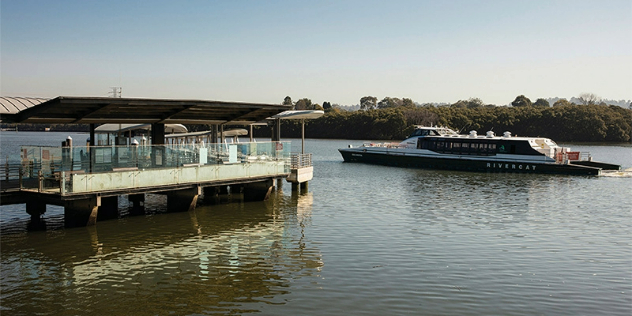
338,148,603,176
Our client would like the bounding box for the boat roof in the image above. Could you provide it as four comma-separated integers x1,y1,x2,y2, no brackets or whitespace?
411,126,554,142
423,134,555,142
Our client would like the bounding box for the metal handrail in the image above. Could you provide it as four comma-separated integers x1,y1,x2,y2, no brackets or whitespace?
291,153,312,169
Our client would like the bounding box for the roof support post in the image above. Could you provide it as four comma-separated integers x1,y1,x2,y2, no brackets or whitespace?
151,123,165,145
271,118,281,142
89,124,96,147
151,123,166,168
211,124,218,144
89,124,96,173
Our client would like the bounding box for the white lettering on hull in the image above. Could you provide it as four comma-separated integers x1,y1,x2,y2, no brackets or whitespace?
486,162,537,171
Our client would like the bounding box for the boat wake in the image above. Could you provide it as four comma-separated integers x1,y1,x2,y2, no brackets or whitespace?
600,168,632,178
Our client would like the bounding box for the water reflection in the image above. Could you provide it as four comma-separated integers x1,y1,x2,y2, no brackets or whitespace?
405,170,578,233
0,191,322,315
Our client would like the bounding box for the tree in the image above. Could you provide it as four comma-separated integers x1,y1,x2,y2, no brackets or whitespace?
578,93,600,105
402,98,415,108
360,96,377,110
323,101,332,111
451,98,483,108
451,100,468,108
553,99,573,107
511,95,532,107
295,98,313,110
533,98,550,107
377,97,402,109
283,96,293,106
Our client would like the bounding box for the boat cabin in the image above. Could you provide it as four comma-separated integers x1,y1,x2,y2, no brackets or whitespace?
405,126,565,159
408,126,458,137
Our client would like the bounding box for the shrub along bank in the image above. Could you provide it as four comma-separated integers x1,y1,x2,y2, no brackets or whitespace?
258,105,632,142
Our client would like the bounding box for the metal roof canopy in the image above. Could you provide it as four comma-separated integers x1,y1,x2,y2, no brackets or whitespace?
2,96,291,125
0,97,49,115
95,123,188,133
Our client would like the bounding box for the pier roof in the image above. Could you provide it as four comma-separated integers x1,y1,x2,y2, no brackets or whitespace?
0,97,49,115
0,96,291,125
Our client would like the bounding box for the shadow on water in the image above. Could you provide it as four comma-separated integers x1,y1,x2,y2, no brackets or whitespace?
0,190,322,316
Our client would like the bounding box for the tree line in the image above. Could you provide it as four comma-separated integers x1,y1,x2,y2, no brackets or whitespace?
260,96,632,142
5,95,630,143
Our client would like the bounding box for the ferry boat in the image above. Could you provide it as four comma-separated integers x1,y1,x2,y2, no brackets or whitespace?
338,126,621,175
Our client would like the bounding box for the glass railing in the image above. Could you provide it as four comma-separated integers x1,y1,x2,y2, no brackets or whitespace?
13,142,291,194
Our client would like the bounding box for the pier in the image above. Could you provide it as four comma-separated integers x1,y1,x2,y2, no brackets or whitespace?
0,96,318,227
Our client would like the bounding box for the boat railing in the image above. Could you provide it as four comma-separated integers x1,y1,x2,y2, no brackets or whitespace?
362,142,403,148
555,151,591,164
578,152,592,161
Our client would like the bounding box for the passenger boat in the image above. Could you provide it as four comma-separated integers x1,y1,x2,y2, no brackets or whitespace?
338,126,621,175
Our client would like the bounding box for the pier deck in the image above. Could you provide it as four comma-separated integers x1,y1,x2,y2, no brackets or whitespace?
1,141,293,226
0,96,321,227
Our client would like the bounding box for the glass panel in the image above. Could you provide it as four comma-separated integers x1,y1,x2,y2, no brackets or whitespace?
17,142,292,194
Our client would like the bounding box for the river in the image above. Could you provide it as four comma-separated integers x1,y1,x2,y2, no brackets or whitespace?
1,132,631,315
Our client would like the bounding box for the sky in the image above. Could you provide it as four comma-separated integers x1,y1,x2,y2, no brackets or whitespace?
1,0,631,106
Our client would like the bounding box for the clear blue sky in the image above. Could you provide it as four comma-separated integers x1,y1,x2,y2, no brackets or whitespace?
1,0,630,106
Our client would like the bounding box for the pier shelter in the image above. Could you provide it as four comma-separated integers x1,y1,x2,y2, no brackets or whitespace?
1,96,294,226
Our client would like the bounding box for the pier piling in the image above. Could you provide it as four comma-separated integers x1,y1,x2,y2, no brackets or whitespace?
64,195,100,227
26,199,46,222
243,179,274,202
167,187,201,212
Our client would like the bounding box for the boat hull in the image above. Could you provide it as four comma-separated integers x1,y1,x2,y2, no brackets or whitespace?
338,148,602,176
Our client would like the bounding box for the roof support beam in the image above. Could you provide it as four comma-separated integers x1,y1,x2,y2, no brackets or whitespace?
156,103,197,124
71,103,111,123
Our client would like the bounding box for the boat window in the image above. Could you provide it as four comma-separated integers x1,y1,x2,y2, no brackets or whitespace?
413,129,431,137
453,143,461,148
480,143,487,153
437,142,445,150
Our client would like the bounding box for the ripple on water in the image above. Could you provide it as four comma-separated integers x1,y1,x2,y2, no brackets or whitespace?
1,139,631,315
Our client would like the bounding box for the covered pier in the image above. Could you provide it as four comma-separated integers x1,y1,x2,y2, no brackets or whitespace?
1,96,298,226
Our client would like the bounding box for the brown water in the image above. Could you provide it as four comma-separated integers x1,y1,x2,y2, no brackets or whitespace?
1,133,631,315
